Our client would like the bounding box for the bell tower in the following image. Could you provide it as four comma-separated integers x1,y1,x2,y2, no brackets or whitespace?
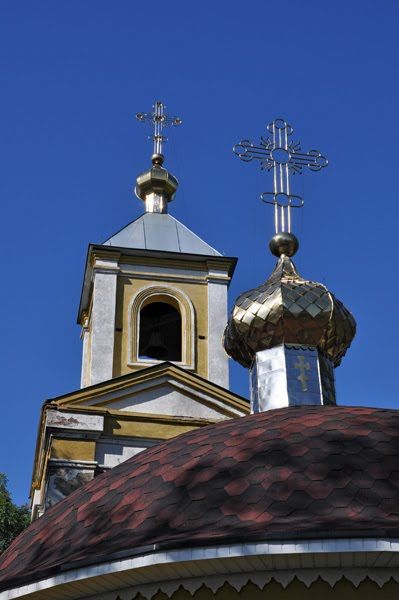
30,101,248,519
79,101,235,389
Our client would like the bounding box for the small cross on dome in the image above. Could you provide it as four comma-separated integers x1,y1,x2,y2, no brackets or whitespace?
136,101,182,160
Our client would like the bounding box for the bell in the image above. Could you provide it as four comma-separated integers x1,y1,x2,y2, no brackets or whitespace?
140,329,169,360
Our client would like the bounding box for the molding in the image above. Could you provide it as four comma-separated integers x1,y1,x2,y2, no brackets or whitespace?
47,459,98,469
50,364,249,414
127,284,196,371
56,405,219,426
78,244,237,322
2,538,399,599
121,256,209,271
46,410,104,432
90,249,121,264
44,405,221,442
97,245,236,273
118,261,232,285
30,406,49,494
82,377,242,418
120,271,208,285
102,412,217,440
119,261,208,278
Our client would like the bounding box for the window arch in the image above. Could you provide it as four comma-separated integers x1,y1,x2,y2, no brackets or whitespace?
128,286,195,369
138,301,182,361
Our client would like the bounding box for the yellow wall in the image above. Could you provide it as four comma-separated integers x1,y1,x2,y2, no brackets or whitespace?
103,412,210,439
50,439,96,461
114,273,209,379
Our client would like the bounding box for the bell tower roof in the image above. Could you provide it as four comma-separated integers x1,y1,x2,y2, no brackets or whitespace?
103,212,221,256
77,101,236,393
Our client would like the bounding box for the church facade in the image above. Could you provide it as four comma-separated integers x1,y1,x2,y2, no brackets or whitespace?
1,107,399,599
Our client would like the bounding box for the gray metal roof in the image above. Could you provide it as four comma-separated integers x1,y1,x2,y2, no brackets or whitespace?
103,212,221,256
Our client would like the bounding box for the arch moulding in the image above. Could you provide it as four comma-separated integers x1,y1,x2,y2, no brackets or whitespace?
128,285,196,370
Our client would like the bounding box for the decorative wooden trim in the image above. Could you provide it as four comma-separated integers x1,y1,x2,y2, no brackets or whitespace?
3,539,399,599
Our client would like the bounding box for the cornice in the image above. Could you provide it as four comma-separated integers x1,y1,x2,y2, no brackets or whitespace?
45,403,220,428
50,363,249,414
78,244,237,321
90,249,121,263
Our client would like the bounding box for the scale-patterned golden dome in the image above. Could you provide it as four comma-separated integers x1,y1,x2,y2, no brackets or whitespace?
224,254,356,368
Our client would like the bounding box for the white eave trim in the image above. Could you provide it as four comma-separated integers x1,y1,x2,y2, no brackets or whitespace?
2,538,399,599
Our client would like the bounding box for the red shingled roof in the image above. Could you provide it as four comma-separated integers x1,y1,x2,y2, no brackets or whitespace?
1,406,399,591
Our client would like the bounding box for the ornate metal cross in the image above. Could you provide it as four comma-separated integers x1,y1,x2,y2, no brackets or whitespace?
136,101,182,156
234,118,328,233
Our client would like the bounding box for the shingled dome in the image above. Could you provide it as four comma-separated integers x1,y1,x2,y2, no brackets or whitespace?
1,406,399,593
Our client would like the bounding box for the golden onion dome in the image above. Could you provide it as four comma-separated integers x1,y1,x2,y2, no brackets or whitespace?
224,253,356,369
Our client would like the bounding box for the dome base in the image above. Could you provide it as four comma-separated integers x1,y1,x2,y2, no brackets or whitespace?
250,344,336,412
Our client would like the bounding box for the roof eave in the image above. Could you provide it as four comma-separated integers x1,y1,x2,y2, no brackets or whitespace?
2,537,399,599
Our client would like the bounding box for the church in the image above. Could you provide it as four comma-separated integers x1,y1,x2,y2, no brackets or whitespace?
0,104,398,599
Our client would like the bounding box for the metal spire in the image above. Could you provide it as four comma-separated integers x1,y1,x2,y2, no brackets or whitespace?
134,101,182,214
234,118,328,234
136,101,182,158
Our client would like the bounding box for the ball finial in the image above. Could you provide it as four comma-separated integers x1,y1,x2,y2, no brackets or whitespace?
269,232,299,257
152,153,164,166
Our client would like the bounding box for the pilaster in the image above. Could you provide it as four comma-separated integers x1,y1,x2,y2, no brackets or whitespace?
207,261,230,388
80,312,90,388
89,252,119,385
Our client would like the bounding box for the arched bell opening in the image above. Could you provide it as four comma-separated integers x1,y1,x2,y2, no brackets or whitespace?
138,300,182,362
129,286,195,370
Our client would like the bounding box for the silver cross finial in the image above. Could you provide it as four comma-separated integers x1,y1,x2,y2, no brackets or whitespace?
136,101,182,157
234,118,328,233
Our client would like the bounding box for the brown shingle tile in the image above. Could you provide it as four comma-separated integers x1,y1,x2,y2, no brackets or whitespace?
2,406,399,593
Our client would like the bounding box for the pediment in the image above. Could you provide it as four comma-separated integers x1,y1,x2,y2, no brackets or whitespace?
53,363,249,421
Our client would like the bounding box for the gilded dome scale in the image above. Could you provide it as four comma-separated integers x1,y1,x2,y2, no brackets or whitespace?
223,254,356,369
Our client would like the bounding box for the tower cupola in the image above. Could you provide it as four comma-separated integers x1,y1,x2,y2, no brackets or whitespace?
135,101,181,213
135,153,178,213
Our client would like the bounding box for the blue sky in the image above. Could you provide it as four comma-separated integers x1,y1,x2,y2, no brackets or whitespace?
1,0,398,504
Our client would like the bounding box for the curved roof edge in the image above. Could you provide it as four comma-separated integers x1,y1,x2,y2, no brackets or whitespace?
1,538,398,599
